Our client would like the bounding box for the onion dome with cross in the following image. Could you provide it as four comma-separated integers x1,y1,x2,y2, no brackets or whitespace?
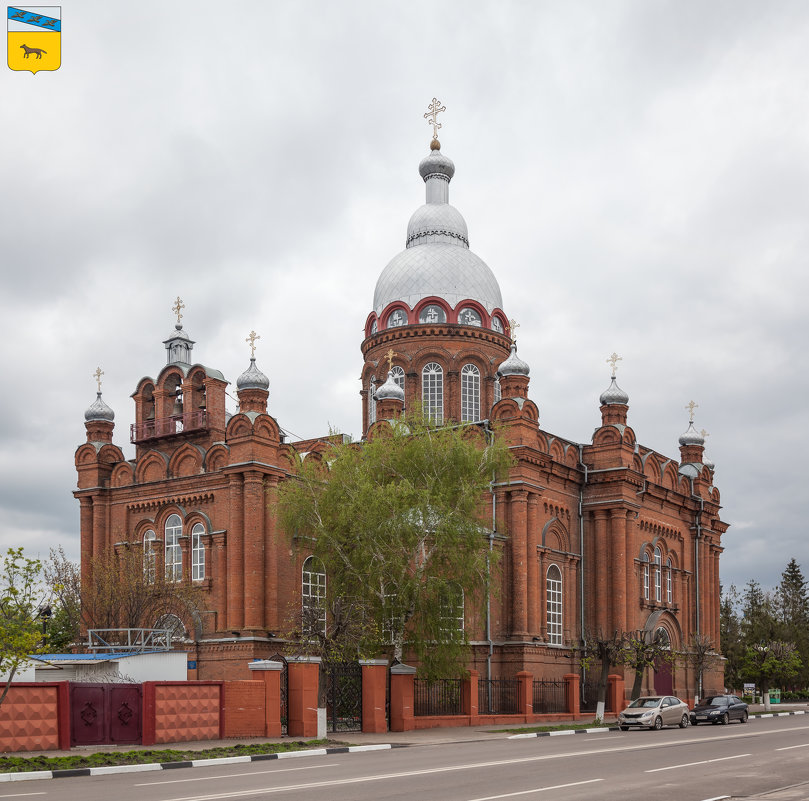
85,367,115,422
368,99,507,336
599,352,629,406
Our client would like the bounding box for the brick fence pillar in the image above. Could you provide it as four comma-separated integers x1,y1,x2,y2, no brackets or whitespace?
287,656,321,738
564,673,580,717
516,671,533,716
463,669,479,722
389,663,417,732
249,660,284,737
608,673,626,714
360,660,388,733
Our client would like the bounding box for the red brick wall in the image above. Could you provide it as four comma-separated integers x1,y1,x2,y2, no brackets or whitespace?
222,681,265,738
145,681,222,745
0,682,69,752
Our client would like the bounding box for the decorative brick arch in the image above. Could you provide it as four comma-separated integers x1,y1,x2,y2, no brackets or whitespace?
111,462,134,487
135,450,169,484
169,443,204,478
253,415,280,441
205,443,229,472
541,518,570,552
642,452,662,484
592,426,622,446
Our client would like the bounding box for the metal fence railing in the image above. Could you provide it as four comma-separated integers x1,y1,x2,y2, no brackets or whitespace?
478,678,520,715
532,679,566,714
414,678,464,716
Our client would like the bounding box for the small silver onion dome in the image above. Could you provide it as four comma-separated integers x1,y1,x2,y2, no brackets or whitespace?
498,343,530,377
678,421,705,447
418,147,455,181
85,392,114,422
599,377,629,405
375,370,405,402
236,358,269,390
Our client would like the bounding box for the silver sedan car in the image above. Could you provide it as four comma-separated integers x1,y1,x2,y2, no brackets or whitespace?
618,695,691,730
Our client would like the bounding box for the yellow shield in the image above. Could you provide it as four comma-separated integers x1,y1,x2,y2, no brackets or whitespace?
8,6,60,74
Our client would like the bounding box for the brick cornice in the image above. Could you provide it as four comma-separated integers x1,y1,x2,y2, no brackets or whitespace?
127,491,215,513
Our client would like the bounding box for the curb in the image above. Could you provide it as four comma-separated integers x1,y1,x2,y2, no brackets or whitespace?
0,743,393,783
755,709,806,719
509,726,619,739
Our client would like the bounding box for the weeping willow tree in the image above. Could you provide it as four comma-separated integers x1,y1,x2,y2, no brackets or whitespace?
278,412,512,679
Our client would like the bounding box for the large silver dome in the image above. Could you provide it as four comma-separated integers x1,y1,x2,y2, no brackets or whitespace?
372,143,503,319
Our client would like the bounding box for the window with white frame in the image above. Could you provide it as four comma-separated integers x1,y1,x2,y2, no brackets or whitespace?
143,530,156,584
191,522,205,581
439,582,464,641
493,376,501,405
666,557,673,604
165,514,182,582
367,379,377,425
546,564,563,644
460,363,481,422
391,365,405,395
642,552,650,600
302,556,326,636
422,362,444,424
654,546,662,602
155,612,186,644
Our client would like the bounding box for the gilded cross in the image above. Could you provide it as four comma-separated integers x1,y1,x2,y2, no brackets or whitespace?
700,429,710,440
686,400,699,422
386,348,397,372
606,352,622,377
246,330,260,358
424,97,446,141
508,318,520,343
93,367,104,393
172,296,185,324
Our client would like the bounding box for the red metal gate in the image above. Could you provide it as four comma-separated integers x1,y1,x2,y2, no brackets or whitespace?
70,683,142,746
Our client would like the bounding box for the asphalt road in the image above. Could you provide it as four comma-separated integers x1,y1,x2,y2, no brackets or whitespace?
6,717,809,801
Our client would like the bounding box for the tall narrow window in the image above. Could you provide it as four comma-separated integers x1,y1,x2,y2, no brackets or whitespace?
493,376,501,405
165,514,182,582
302,556,326,636
422,362,444,424
642,552,650,600
391,366,405,396
460,364,481,422
191,523,205,581
439,582,464,641
666,558,673,604
654,547,662,602
143,530,156,584
367,379,376,425
546,565,563,644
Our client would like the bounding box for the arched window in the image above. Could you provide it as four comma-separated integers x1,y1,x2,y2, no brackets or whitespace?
642,552,650,600
143,530,156,584
439,582,464,641
493,376,501,405
666,557,673,604
460,364,481,422
165,514,182,582
191,522,205,581
546,565,563,644
155,613,186,644
422,362,444,424
654,547,662,602
655,626,671,650
302,556,326,636
367,379,376,425
391,365,405,394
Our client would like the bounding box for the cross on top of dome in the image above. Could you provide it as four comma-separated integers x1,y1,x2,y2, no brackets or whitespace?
424,97,446,145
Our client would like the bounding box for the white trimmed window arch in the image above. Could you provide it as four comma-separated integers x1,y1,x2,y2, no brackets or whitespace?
654,546,662,602
460,363,481,422
302,555,326,636
164,514,182,582
642,551,650,600
191,522,205,581
143,529,156,584
546,564,563,645
422,362,444,424
666,557,673,604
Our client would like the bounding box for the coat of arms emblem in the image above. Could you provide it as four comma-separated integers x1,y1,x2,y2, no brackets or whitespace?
7,6,60,74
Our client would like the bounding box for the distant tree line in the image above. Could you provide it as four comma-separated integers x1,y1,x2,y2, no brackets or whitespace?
721,557,807,706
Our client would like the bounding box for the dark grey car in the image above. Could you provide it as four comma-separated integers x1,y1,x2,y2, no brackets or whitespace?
690,694,749,725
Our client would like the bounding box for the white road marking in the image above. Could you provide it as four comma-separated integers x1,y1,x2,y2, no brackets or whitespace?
776,743,809,751
645,753,750,773
0,794,47,799
465,778,603,800
135,764,338,786
699,796,731,800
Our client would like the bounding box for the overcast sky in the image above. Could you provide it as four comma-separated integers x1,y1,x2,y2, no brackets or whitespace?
2,1,807,593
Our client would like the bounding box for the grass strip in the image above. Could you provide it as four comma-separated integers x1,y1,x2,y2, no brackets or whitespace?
0,739,331,773
490,721,611,734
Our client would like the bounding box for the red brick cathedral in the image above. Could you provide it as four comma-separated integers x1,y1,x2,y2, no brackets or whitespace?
75,129,727,699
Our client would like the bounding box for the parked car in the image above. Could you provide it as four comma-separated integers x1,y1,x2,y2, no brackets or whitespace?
690,694,749,725
618,695,691,730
